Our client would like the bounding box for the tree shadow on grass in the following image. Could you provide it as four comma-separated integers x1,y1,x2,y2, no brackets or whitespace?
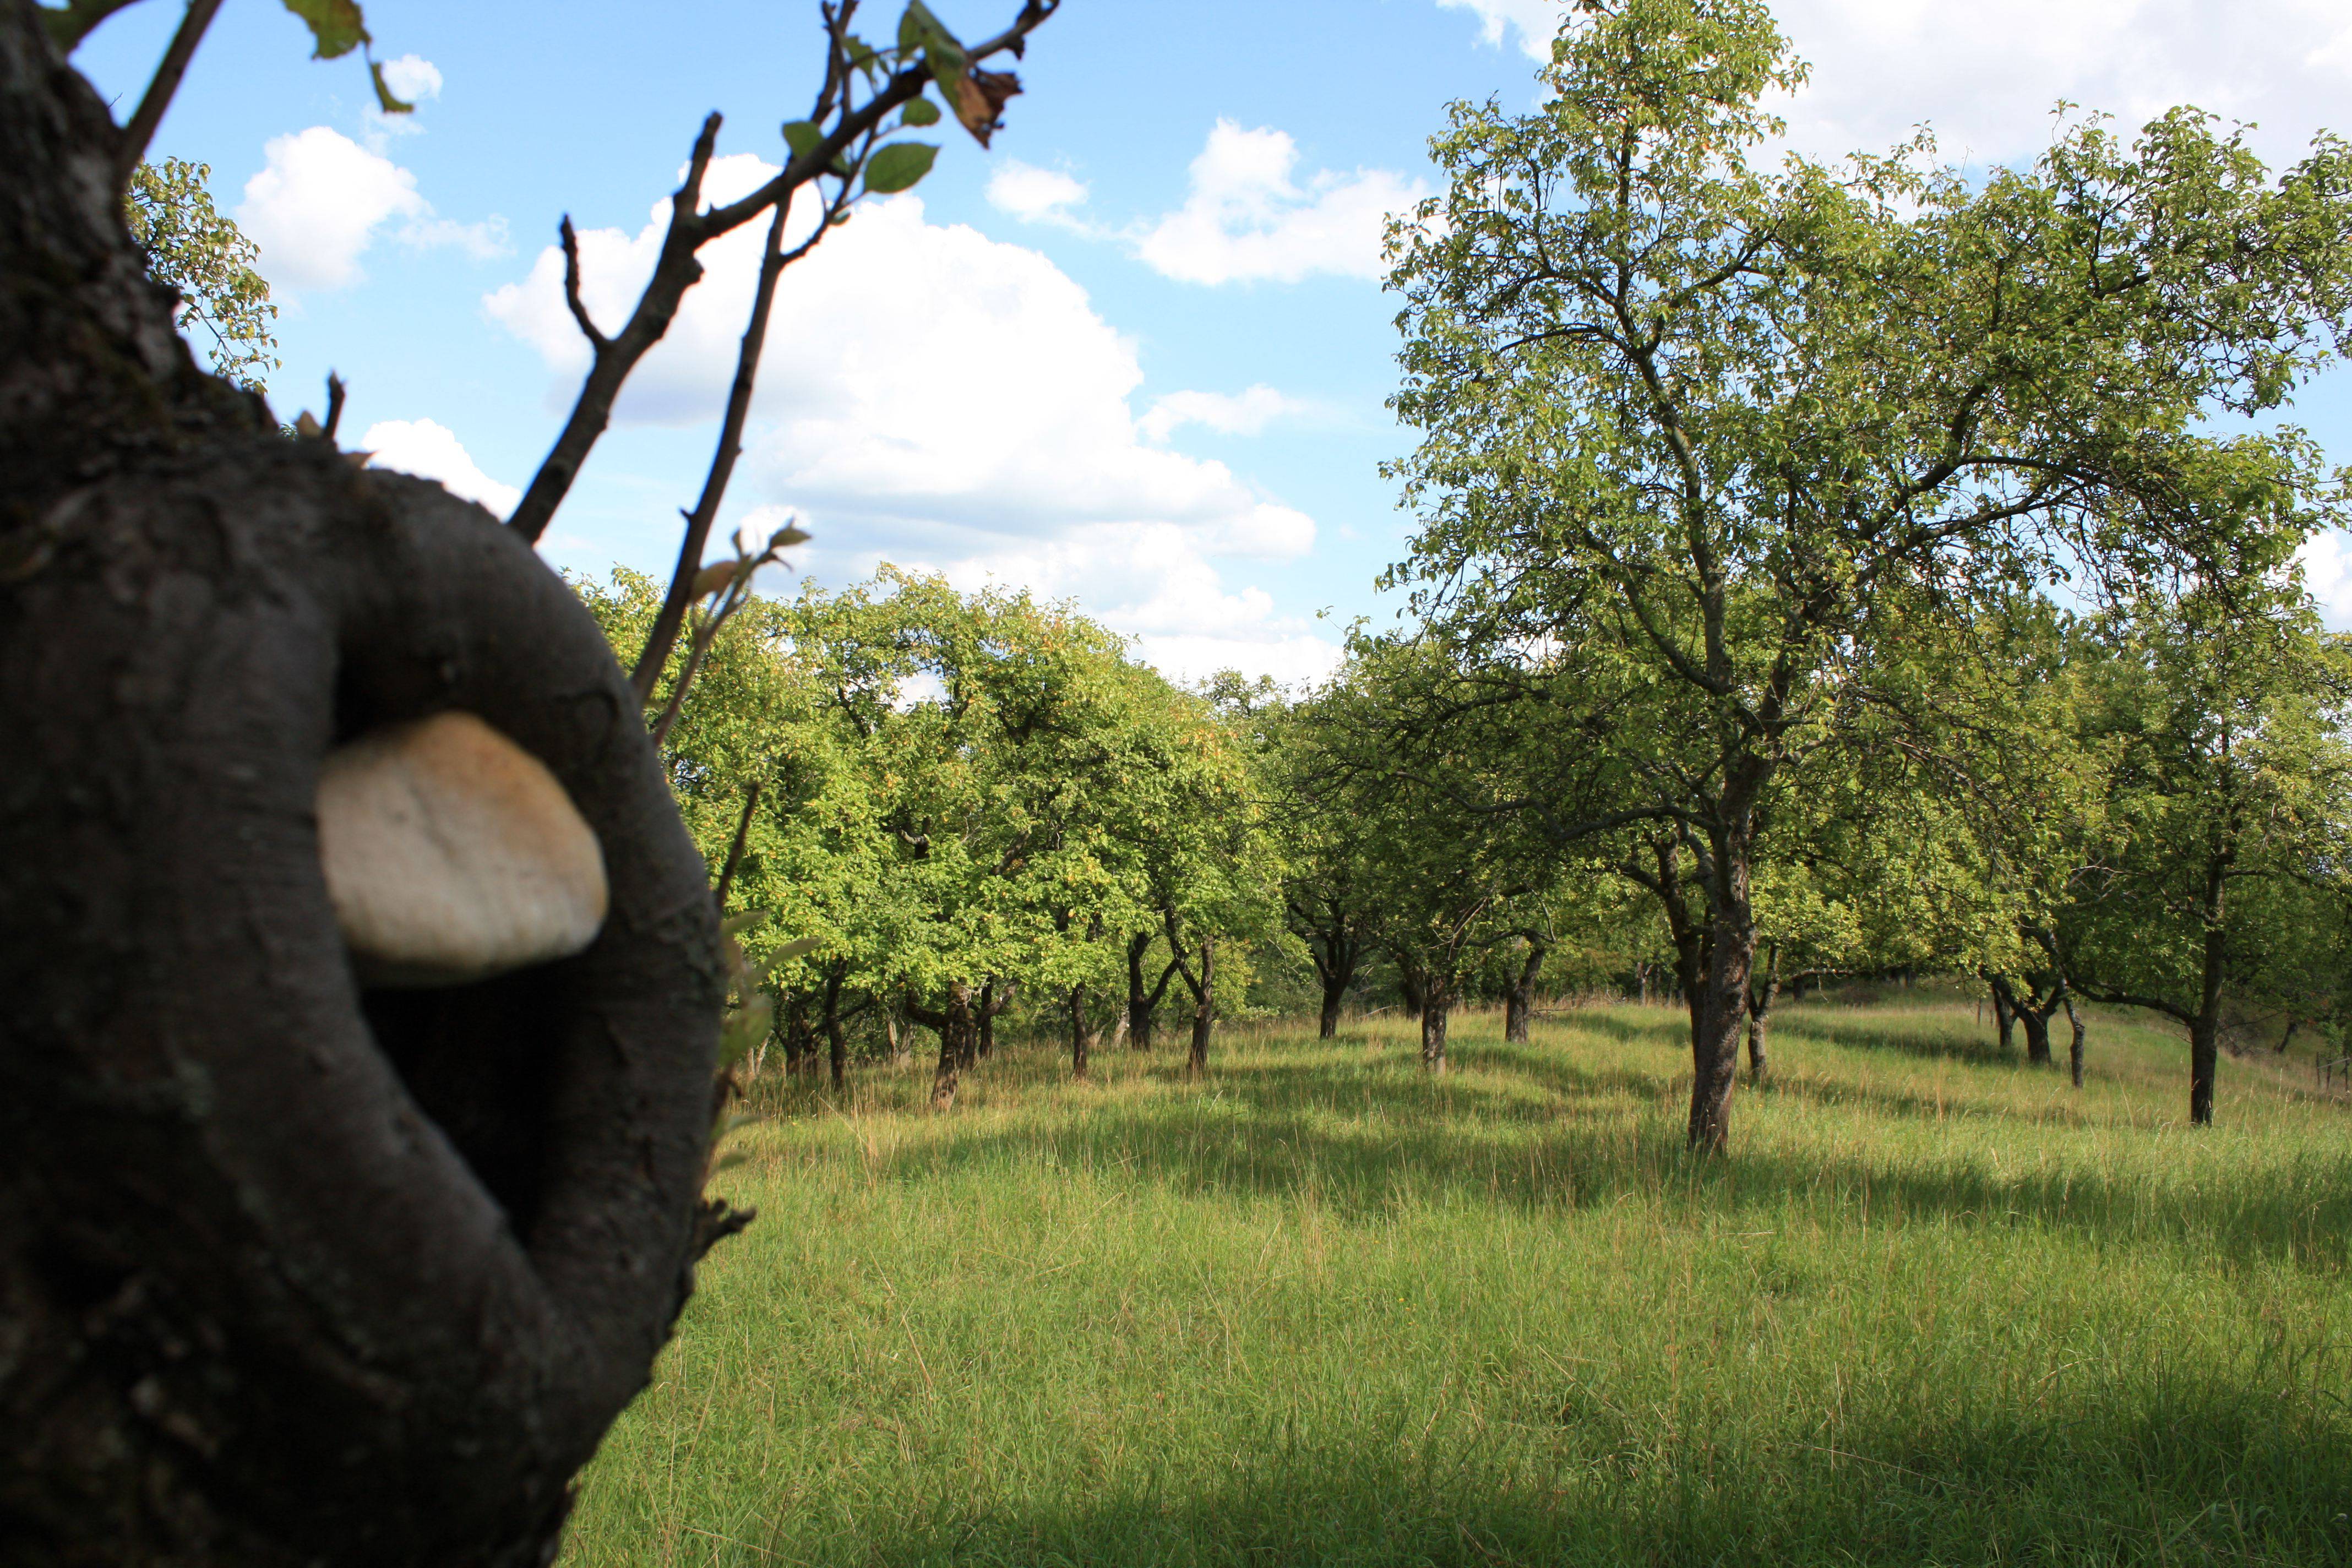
878,1039,2352,1273
770,1384,2352,1567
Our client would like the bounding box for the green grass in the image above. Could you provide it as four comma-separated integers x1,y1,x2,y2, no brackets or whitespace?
561,998,2352,1566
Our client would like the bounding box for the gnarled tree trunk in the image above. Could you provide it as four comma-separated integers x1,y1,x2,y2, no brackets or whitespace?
0,11,727,1564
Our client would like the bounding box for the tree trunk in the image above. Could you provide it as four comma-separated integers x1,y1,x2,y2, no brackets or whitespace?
2191,839,2229,1126
1318,971,1348,1038
1504,939,1544,1044
0,13,730,1561
1396,953,1425,1021
823,968,847,1091
1745,941,1780,1085
2015,989,2053,1068
1989,978,2015,1054
1188,939,1215,1076
1684,842,1753,1155
973,979,995,1064
2063,992,2086,1088
925,982,974,1110
1421,976,1452,1072
1126,932,1173,1051
1068,982,1093,1080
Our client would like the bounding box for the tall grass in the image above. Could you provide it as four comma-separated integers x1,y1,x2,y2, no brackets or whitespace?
563,999,2352,1566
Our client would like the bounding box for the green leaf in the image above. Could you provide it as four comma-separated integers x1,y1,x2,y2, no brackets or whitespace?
900,97,941,128
277,0,369,60
896,0,968,91
721,909,772,938
759,935,825,982
368,52,413,114
782,121,826,161
863,142,938,195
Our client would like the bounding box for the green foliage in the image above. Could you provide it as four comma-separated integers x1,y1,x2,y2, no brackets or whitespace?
560,1001,2352,1565
50,0,414,111
124,159,279,391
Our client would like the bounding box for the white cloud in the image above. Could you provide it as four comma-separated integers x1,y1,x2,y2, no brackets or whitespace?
360,418,521,519
239,127,424,290
378,54,443,102
486,161,1333,678
2299,530,2352,621
1139,385,1305,444
986,159,1091,226
1135,120,1427,286
237,127,505,291
1438,0,1561,58
1438,0,2352,172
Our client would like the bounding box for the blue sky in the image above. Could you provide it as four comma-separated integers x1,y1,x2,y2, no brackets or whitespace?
72,0,2352,680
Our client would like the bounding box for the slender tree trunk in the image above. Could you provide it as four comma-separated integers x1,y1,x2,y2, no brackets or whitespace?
1685,844,1754,1155
1505,939,1544,1043
1188,939,1215,1076
1397,953,1425,1020
1068,982,1092,1081
823,967,847,1090
2063,992,2086,1088
928,982,974,1110
1126,932,1171,1051
2016,991,2053,1068
1421,974,1452,1072
1989,978,2015,1054
1745,941,1780,1085
973,979,995,1064
1319,978,1347,1039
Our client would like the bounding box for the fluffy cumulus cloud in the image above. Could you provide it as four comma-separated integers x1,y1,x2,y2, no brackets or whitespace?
237,127,506,292
1139,385,1305,444
485,158,1334,680
984,160,1090,227
377,54,443,103
1438,0,2352,170
360,418,521,518
238,128,424,290
988,123,1425,287
1136,121,1426,285
2299,530,2352,622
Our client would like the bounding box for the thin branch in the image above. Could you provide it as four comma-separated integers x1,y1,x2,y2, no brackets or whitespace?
631,190,801,704
558,217,608,350
321,372,347,444
115,0,223,188
714,781,763,911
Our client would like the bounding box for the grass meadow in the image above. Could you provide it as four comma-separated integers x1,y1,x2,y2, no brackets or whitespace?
561,997,2352,1566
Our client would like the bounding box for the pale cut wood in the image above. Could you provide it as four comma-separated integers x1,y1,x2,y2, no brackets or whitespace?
320,711,608,987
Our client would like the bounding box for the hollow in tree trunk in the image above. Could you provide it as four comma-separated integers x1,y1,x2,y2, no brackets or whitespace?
0,12,731,1560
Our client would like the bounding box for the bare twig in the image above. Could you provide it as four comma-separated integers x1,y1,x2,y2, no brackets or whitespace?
557,217,608,350
115,0,224,187
321,372,346,444
714,781,764,911
505,0,1061,546
630,192,803,703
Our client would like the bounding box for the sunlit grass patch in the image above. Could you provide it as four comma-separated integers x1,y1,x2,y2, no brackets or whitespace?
564,1000,2352,1566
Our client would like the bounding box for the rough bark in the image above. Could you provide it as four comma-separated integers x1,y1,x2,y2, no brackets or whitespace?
1420,977,1452,1072
1744,941,1780,1085
1504,937,1545,1044
2064,993,2087,1088
1187,938,1215,1077
0,12,729,1562
823,966,848,1090
913,983,974,1110
1125,932,1176,1052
